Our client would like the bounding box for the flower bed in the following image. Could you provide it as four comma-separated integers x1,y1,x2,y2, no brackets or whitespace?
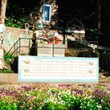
0,84,110,110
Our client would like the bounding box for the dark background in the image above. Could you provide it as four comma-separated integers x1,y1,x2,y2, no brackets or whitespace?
6,0,110,47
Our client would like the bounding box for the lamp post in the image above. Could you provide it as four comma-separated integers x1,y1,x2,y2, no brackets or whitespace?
0,23,5,45
0,22,5,70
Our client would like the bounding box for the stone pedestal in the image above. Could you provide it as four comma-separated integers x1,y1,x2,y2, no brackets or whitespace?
38,44,66,56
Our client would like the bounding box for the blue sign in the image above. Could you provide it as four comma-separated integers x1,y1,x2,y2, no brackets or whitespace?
43,4,51,22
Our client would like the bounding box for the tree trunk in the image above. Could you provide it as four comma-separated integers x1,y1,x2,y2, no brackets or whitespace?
0,0,7,24
97,0,101,33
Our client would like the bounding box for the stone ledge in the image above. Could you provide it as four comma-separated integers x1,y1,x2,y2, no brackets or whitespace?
0,73,18,83
0,73,98,84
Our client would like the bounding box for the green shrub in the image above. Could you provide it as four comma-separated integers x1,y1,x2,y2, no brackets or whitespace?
4,53,16,65
5,16,28,28
1,68,14,73
0,96,18,110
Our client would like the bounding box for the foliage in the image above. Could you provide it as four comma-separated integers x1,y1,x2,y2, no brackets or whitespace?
6,0,32,28
6,0,40,29
0,53,17,73
4,53,16,65
0,96,18,110
5,16,29,28
1,68,14,73
0,84,110,110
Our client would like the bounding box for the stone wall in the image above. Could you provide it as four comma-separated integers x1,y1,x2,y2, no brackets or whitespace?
4,27,33,52
3,27,66,56
27,0,58,30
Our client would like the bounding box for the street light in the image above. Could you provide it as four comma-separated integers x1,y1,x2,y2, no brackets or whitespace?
0,23,5,45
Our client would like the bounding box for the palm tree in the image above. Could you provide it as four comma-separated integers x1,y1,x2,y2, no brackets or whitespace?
0,0,7,24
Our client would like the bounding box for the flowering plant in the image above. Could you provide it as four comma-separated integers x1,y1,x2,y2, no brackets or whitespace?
0,84,110,110
37,31,62,44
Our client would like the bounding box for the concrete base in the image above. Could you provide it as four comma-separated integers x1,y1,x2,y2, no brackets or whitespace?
0,73,18,83
0,73,98,86
38,44,66,56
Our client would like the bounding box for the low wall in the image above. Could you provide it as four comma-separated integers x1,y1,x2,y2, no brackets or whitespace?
0,73,18,83
3,27,67,56
4,27,33,52
0,73,99,85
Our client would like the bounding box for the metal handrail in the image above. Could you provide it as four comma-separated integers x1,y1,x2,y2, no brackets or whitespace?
6,36,108,59
6,38,20,56
6,38,32,58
